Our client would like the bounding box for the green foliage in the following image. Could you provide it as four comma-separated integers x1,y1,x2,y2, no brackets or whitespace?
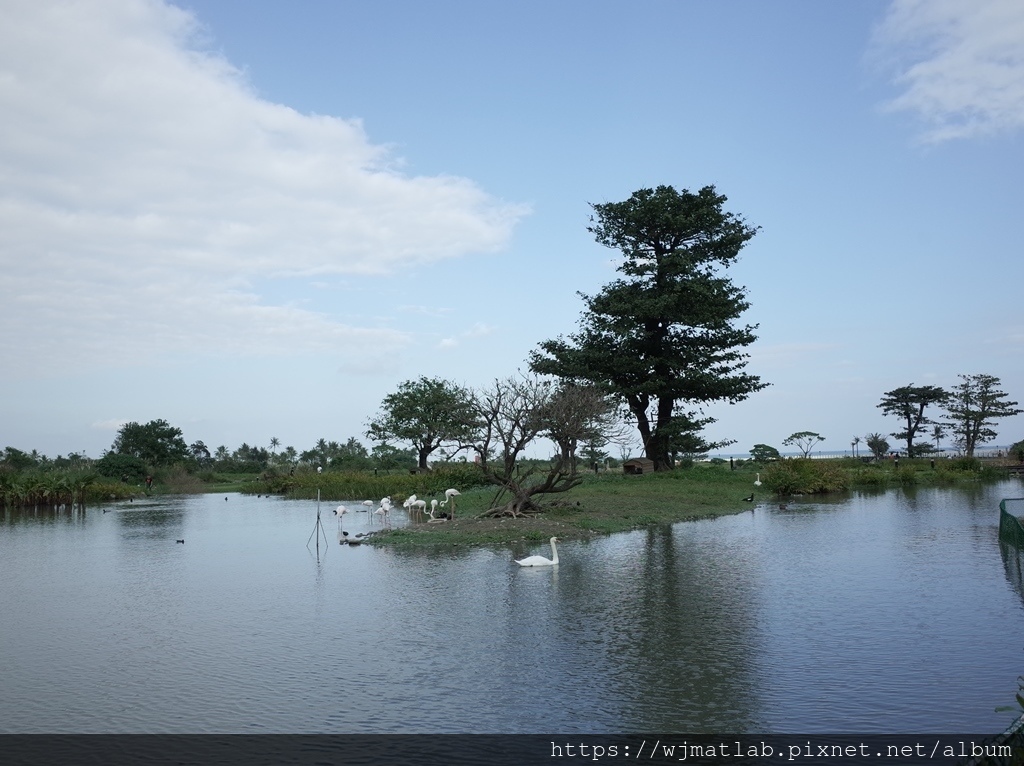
371,443,416,471
112,419,189,466
94,452,148,482
530,184,765,471
864,432,890,460
2,447,40,470
1011,440,1024,463
782,431,824,458
943,373,1022,457
366,377,477,469
0,469,100,509
750,444,781,463
299,437,372,471
893,466,918,485
762,459,850,495
877,385,948,457
946,456,982,472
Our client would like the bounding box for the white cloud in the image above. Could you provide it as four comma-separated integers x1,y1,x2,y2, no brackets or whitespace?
871,0,1024,142
435,322,496,349
0,0,527,373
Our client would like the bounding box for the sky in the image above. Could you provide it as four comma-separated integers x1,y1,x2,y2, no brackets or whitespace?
3,0,1024,461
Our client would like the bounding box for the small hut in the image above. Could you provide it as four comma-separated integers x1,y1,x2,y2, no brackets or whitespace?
623,458,655,475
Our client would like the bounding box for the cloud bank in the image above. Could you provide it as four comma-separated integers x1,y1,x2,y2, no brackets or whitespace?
0,0,526,373
871,0,1024,142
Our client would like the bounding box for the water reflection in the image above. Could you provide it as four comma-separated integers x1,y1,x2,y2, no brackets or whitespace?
2,482,1024,734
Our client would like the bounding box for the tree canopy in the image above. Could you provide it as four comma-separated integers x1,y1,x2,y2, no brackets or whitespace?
783,431,825,459
750,444,781,463
877,385,948,457
366,377,477,470
864,432,890,460
530,184,766,470
942,374,1021,457
110,419,189,466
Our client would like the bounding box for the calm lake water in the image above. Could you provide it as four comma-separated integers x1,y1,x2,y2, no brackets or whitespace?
3,481,1024,734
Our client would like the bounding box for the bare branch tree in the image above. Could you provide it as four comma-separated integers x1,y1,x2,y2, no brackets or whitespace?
469,374,584,517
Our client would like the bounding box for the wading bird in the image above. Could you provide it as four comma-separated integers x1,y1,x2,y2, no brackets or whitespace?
439,488,461,519
426,499,450,522
515,537,560,567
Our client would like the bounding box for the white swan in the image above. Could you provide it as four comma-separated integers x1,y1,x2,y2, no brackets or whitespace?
754,473,762,487
515,537,560,567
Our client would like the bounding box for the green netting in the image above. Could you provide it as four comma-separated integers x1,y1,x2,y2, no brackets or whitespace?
999,499,1024,549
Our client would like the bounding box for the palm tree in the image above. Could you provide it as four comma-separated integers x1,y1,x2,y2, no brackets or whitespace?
931,424,945,451
851,435,861,458
270,437,280,454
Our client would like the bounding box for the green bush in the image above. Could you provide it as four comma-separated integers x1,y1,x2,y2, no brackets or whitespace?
763,459,850,495
94,452,148,482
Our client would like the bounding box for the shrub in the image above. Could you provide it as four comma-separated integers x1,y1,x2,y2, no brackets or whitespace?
94,453,148,482
763,459,850,495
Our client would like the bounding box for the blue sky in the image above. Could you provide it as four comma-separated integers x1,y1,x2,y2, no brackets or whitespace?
3,0,1024,460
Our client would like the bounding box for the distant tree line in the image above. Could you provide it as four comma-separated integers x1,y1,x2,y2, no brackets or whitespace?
747,375,1022,462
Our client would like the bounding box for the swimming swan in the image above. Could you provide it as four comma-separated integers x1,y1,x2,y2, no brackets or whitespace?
515,537,560,567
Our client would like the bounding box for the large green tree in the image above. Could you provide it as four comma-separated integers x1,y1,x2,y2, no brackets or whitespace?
877,384,948,457
366,377,477,470
530,185,766,471
111,419,189,466
943,374,1021,457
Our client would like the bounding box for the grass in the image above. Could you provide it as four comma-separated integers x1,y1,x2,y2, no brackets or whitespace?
343,458,1020,549
359,465,759,548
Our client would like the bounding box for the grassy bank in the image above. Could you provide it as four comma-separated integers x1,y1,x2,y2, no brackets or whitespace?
361,466,760,548
339,458,1019,548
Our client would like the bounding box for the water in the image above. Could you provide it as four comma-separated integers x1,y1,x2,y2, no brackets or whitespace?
2,482,1024,734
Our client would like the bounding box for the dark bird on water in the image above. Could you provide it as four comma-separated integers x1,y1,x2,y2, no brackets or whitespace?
743,493,754,502
176,539,184,544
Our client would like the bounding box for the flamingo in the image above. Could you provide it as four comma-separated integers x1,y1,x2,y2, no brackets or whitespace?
375,498,392,527
515,537,560,567
426,499,450,522
439,488,461,519
361,500,374,512
333,505,349,530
